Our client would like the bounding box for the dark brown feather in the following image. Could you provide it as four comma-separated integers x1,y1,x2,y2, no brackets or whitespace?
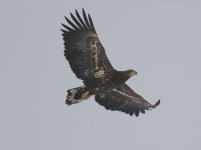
95,83,160,116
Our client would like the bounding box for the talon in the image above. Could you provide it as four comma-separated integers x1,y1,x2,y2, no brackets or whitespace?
81,91,91,99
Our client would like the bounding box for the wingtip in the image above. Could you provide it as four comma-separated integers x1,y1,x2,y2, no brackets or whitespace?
60,28,66,33
153,100,160,108
75,9,78,13
70,12,73,17
82,7,85,14
64,16,68,21
61,23,66,27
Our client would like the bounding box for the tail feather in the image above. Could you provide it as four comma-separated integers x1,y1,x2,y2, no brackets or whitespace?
66,86,86,105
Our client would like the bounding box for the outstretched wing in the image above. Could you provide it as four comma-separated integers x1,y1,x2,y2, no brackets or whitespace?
61,9,113,80
95,83,160,116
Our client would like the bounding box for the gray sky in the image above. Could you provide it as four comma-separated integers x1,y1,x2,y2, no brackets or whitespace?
1,0,201,150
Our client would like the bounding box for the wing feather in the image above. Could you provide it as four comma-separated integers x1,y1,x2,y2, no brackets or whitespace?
75,9,88,29
61,23,74,32
88,13,96,32
70,12,84,29
95,83,160,116
61,9,113,80
82,8,91,29
65,16,80,30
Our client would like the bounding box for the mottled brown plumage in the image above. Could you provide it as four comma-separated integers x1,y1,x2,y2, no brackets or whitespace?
61,8,160,116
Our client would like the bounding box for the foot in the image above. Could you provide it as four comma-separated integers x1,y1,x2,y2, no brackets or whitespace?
81,91,91,99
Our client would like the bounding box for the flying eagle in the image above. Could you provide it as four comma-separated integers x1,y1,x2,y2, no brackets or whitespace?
61,9,160,116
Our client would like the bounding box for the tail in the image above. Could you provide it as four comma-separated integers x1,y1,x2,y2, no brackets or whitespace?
66,86,90,105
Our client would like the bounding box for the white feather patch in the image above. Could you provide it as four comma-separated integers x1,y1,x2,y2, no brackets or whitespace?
91,39,99,70
94,69,105,78
113,89,141,104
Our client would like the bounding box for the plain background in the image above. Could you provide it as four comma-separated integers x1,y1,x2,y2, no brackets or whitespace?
1,0,201,150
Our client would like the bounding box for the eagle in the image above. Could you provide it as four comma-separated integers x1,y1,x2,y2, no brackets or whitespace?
61,8,160,116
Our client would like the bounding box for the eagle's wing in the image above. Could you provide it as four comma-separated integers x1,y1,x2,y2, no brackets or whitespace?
95,83,160,116
61,9,113,80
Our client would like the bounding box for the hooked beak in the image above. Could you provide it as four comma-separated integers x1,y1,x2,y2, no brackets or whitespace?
129,70,137,76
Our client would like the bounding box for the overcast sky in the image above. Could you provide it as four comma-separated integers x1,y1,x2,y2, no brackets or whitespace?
1,0,201,150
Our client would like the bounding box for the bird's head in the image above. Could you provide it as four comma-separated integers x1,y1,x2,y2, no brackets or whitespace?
127,69,137,77
115,69,137,84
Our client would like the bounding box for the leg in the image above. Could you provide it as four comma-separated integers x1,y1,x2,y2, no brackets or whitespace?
81,91,91,99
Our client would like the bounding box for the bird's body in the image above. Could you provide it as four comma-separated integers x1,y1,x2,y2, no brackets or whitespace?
84,69,137,94
61,9,160,116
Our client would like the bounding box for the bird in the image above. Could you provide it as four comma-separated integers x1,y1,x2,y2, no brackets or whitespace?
61,8,160,116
